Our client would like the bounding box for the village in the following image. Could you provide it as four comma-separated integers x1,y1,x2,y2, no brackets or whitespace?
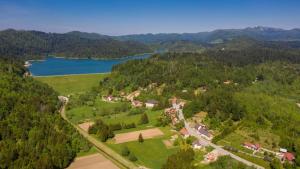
97,88,296,168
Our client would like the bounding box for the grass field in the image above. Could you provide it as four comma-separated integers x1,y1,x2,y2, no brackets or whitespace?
77,146,99,157
106,127,178,169
35,73,108,95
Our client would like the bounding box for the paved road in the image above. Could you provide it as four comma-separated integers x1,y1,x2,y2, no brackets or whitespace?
177,109,264,169
59,97,138,169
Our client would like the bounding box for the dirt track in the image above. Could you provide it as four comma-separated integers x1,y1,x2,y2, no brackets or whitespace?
68,154,119,169
78,121,94,132
114,128,164,144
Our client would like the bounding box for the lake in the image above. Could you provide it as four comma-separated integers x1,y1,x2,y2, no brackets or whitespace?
29,54,150,76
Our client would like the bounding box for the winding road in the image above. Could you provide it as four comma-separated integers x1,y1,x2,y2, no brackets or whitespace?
177,109,264,169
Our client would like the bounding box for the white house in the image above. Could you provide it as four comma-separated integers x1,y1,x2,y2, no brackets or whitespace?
145,100,158,108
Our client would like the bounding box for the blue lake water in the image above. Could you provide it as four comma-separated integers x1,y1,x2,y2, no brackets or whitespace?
29,54,150,76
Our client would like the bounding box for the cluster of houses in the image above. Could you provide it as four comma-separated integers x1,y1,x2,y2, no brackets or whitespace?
243,142,296,163
194,124,213,140
163,97,187,126
102,90,160,109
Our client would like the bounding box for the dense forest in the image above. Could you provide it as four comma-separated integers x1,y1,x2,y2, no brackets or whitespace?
0,59,90,168
98,48,300,168
0,29,151,60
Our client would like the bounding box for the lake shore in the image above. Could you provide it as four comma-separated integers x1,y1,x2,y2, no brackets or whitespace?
33,72,110,77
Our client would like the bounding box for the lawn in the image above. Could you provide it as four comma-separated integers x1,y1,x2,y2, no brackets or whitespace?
106,131,178,169
35,73,108,95
77,146,99,157
67,99,163,131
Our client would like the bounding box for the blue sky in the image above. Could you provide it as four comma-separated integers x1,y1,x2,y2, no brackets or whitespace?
0,0,300,35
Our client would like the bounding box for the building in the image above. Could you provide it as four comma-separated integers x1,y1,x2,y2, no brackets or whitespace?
192,140,203,149
179,128,189,138
165,108,179,125
102,95,114,102
131,100,143,108
223,80,232,85
279,148,287,153
195,124,213,140
145,100,158,108
282,152,295,162
243,142,261,151
126,90,140,101
169,97,186,109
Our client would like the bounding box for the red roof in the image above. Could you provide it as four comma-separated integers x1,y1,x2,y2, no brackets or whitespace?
180,128,189,136
284,152,295,161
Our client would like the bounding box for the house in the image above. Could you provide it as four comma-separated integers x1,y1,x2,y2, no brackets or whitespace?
58,96,69,103
243,142,261,151
103,95,115,102
282,152,295,162
223,80,232,85
126,90,140,101
169,97,186,109
131,100,143,108
192,140,203,149
179,128,189,138
279,148,288,153
145,100,159,108
195,124,213,140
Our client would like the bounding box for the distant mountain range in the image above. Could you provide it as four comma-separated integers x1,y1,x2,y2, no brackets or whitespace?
1,26,300,59
0,29,151,59
116,26,300,44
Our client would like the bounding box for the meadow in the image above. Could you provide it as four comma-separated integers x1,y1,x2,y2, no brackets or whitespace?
35,73,108,95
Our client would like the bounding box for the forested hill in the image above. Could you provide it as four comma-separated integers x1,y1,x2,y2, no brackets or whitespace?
0,29,151,60
0,58,90,168
116,26,300,44
100,51,300,167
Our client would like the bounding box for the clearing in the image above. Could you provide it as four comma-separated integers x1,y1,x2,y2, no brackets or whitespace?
35,73,108,95
114,128,164,144
67,153,119,169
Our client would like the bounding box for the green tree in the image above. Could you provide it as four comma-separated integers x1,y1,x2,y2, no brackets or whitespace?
138,133,144,143
139,113,149,124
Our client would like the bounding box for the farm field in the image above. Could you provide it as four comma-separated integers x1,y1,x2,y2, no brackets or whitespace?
106,128,178,169
114,128,164,144
67,153,119,169
35,73,108,95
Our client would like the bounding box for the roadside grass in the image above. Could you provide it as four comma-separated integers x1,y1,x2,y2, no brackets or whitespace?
77,146,99,157
35,73,108,95
106,129,178,169
232,152,270,169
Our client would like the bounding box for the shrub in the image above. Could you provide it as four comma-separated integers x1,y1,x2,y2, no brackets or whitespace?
139,113,149,124
121,146,130,156
129,153,138,162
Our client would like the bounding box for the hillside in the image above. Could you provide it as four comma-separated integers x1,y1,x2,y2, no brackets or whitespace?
0,29,151,60
97,51,300,168
0,59,90,168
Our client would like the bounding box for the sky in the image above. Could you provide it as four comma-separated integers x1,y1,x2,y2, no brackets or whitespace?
0,0,300,35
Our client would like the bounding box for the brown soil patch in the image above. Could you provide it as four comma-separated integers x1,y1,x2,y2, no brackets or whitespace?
67,153,119,169
114,128,164,144
78,122,94,132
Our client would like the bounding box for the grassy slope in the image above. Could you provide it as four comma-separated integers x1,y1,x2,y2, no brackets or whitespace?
35,73,108,95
